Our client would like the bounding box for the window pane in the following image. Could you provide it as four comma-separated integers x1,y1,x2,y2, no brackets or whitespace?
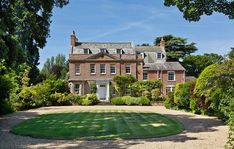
75,64,80,74
125,64,131,74
168,71,175,81
100,64,106,74
143,71,148,80
75,84,80,94
110,64,116,74
90,64,95,74
157,53,162,59
116,49,122,54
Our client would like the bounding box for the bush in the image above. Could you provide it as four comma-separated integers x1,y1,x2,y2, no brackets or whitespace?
113,75,137,96
80,93,98,106
111,97,125,105
142,90,151,99
66,93,81,105
164,92,175,109
90,83,97,93
151,88,161,102
111,96,150,106
49,92,71,106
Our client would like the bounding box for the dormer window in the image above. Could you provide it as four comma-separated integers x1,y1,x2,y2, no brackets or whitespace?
100,48,108,53
84,48,91,54
116,49,122,54
157,53,162,59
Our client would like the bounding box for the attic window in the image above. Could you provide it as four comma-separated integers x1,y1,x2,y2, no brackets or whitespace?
100,48,108,53
157,53,162,59
116,49,122,54
84,48,91,54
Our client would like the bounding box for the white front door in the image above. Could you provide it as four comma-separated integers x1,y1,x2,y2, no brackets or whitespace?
98,84,107,100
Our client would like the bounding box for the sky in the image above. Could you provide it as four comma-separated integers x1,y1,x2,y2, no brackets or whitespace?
39,0,234,69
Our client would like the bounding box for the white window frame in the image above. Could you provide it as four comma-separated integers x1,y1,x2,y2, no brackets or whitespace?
100,64,106,74
90,64,96,74
84,48,90,54
166,85,175,94
157,53,162,59
110,64,116,74
125,64,131,74
168,71,176,81
74,84,80,94
75,64,80,75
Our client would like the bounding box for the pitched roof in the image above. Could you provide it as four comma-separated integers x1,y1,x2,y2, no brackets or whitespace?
76,42,133,49
144,62,185,70
135,46,163,52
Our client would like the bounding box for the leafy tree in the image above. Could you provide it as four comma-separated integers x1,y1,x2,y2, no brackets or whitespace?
41,54,68,80
227,48,234,59
0,0,68,81
182,53,224,77
164,0,234,21
154,35,197,61
113,75,137,96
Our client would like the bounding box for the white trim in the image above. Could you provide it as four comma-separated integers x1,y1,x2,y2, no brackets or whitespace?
168,71,176,81
125,64,131,74
90,64,96,74
75,64,80,75
100,64,106,74
110,64,116,74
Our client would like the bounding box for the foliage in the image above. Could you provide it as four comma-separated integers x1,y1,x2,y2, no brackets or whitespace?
154,35,197,61
164,0,234,21
174,81,195,109
227,48,234,59
90,83,97,93
80,94,98,106
41,54,68,80
113,75,137,96
194,64,218,97
131,80,162,97
111,96,150,106
0,1,68,84
0,62,18,114
65,93,81,105
49,92,71,106
111,97,125,105
182,53,224,77
164,92,175,109
151,88,161,102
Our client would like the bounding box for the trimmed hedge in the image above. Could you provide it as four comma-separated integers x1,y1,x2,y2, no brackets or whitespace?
111,96,150,106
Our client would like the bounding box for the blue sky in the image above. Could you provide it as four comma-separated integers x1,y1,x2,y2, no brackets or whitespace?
39,0,234,69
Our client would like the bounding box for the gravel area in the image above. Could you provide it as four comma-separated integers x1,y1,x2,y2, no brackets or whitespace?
0,106,228,149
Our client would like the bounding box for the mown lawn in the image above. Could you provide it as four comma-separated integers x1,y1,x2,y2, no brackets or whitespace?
11,110,183,140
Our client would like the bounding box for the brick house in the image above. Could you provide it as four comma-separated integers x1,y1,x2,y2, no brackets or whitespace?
68,31,185,101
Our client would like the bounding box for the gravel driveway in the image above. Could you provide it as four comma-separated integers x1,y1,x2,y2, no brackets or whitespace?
0,106,228,149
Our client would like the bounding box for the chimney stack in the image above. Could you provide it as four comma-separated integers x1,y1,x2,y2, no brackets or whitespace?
160,37,165,48
70,31,77,47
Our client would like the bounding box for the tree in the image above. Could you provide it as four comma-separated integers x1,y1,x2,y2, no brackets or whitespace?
154,35,198,61
0,0,68,81
182,53,224,77
227,48,234,59
164,0,234,21
113,75,137,96
41,54,68,80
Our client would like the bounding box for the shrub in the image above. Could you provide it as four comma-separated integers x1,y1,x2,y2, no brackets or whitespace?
111,97,125,105
80,93,98,106
142,90,151,99
151,88,161,101
111,96,150,106
164,92,175,109
49,92,71,106
113,75,137,96
66,93,81,105
90,83,97,93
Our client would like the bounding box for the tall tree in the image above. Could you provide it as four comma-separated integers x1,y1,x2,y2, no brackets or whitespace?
41,54,68,80
0,0,68,82
154,35,197,61
164,0,234,21
183,53,224,77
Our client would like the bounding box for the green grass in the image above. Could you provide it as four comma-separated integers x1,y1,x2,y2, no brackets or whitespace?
11,110,183,140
